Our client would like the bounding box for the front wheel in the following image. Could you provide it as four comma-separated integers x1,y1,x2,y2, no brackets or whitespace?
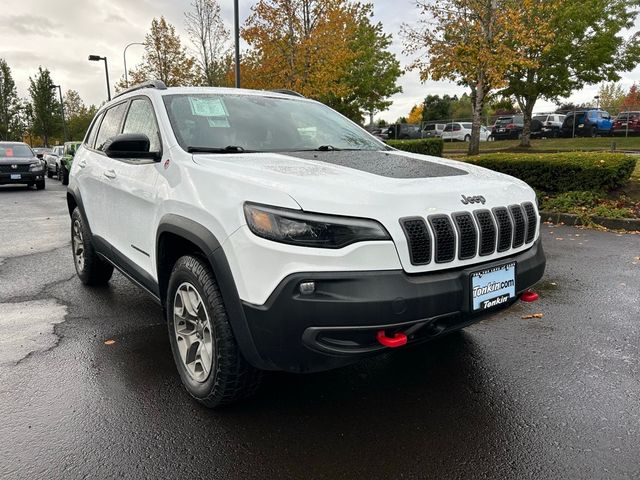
71,208,114,285
590,126,598,138
167,255,262,408
464,134,470,142
36,180,45,190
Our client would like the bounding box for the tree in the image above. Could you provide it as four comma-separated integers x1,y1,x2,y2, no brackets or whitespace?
185,0,233,86
63,90,97,141
597,83,626,114
28,67,61,147
403,0,543,155
407,104,424,124
242,0,358,97
0,58,20,141
322,5,402,123
502,0,640,147
621,84,640,111
119,16,198,89
422,95,455,122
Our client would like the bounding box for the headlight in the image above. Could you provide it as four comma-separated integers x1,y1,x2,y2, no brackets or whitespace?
29,161,44,171
244,203,390,249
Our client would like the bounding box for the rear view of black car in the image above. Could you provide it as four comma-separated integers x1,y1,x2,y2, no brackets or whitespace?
0,142,46,190
491,116,524,140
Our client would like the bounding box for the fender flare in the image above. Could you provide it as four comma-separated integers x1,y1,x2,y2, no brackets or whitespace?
156,214,266,370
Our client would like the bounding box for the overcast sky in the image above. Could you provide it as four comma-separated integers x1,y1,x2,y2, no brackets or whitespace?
1,0,639,122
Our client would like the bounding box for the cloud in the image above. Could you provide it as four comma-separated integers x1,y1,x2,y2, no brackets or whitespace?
0,14,61,36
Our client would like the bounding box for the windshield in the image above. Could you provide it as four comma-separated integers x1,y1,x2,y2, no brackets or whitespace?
163,93,388,153
0,144,34,158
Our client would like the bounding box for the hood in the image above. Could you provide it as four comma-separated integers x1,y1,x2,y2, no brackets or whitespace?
192,150,535,219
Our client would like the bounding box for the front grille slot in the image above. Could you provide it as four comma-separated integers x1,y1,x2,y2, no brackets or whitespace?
474,210,496,256
493,207,513,252
429,215,456,263
400,218,431,265
509,205,526,248
523,202,537,243
0,164,30,173
452,212,477,260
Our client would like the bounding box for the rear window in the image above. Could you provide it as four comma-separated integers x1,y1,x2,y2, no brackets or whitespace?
533,116,547,122
0,144,33,158
461,123,472,129
495,117,513,125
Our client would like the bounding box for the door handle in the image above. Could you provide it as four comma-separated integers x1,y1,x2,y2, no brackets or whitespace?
103,169,117,179
77,159,87,168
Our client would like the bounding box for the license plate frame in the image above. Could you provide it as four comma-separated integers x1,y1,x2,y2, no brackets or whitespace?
10,174,21,180
470,262,516,311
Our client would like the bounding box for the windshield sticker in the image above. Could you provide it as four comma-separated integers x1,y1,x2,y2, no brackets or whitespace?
189,97,228,117
207,118,230,128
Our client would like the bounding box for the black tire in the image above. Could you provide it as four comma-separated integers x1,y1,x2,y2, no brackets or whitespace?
36,180,45,190
60,165,69,185
47,169,53,178
590,126,598,138
464,134,470,142
71,208,114,285
167,255,262,408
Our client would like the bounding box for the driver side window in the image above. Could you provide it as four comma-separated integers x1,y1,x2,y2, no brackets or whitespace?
95,103,128,152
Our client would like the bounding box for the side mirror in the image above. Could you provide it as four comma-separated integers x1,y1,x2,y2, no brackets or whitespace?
104,133,160,160
36,153,44,159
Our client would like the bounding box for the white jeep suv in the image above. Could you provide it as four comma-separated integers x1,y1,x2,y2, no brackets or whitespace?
68,81,545,407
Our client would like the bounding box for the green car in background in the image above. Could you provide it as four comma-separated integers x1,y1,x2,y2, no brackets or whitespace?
59,141,81,185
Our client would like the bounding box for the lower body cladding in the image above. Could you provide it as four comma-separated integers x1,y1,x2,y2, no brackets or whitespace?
241,239,545,373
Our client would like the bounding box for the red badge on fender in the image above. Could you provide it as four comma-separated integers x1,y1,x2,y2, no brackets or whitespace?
164,159,170,170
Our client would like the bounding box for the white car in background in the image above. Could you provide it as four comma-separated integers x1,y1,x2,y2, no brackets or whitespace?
441,123,492,142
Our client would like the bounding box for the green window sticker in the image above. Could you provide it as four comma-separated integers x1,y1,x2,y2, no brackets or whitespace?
188,96,229,117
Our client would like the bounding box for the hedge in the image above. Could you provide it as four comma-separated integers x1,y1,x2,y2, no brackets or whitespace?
387,138,444,157
465,152,637,193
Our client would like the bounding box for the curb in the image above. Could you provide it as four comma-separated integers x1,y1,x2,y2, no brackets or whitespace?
540,211,640,231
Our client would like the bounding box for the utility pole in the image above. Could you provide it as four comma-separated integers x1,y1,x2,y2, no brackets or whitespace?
234,0,241,88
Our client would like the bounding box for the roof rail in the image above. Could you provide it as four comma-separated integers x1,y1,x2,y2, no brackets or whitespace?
271,89,305,98
114,80,168,99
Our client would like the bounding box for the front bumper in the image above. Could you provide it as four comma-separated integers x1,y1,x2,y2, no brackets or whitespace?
242,239,546,373
0,171,44,185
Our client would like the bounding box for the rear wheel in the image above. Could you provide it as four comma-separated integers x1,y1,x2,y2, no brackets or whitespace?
464,134,470,142
60,165,69,185
590,126,598,138
167,255,262,408
47,169,53,179
71,208,114,285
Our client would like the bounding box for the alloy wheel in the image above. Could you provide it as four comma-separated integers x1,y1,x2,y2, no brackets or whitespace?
173,282,214,383
72,219,85,272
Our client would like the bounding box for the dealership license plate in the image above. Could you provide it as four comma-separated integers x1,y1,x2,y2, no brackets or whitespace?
470,262,516,311
10,174,21,180
498,128,506,132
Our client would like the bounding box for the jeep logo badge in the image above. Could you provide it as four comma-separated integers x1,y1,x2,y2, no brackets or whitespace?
11,164,17,170
461,194,486,205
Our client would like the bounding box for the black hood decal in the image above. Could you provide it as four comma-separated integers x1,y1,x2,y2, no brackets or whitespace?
284,151,467,179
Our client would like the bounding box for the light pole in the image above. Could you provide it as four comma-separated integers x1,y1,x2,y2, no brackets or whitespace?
123,42,144,87
234,0,241,88
594,95,600,110
88,55,111,101
50,84,67,142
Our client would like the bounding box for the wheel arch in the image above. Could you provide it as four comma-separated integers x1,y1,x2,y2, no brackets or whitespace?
156,214,266,370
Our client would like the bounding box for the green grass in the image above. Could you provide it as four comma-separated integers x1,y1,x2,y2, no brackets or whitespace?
442,136,640,154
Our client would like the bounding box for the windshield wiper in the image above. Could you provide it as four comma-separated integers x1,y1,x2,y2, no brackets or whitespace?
187,145,258,154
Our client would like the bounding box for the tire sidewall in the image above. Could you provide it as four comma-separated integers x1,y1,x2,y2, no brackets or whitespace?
166,261,220,399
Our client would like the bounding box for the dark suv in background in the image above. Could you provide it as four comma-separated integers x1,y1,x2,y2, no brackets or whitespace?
491,116,524,140
385,123,422,140
560,110,613,137
0,142,46,190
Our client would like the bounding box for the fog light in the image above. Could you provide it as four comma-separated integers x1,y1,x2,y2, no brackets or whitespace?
299,281,315,295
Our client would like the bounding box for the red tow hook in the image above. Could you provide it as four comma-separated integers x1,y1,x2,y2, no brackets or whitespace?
520,290,539,302
376,330,408,348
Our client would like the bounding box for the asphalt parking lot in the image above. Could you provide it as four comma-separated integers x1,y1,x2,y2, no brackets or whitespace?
1,181,639,479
